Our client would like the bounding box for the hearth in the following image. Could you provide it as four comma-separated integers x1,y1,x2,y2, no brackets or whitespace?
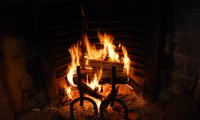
0,0,162,119
47,15,160,101
3,0,200,120
40,0,162,118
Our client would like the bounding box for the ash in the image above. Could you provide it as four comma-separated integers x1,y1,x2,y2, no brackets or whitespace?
18,85,164,120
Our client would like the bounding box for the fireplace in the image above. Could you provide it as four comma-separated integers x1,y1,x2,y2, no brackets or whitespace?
38,1,162,119
1,0,200,120
43,0,161,100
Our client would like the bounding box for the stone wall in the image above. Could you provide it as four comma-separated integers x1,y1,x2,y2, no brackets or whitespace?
158,35,200,109
0,50,15,120
0,36,48,117
163,42,199,94
195,69,200,105
159,0,200,107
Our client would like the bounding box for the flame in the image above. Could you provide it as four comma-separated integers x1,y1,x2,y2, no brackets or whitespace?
60,80,73,99
84,32,120,62
65,32,131,103
86,68,102,92
95,99,101,109
66,41,82,86
83,34,105,60
84,32,130,74
98,32,120,62
122,45,131,74
87,96,102,109
65,86,72,99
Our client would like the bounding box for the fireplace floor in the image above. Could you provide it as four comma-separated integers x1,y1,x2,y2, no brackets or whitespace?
18,85,164,120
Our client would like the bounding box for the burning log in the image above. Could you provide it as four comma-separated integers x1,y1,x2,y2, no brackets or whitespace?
64,75,103,99
64,68,94,84
99,77,128,85
86,59,124,71
69,68,128,85
101,69,127,78
99,69,128,84
79,68,94,74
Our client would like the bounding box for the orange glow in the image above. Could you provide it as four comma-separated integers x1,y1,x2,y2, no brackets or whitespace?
122,45,131,74
65,41,82,98
86,68,102,93
83,34,105,60
98,32,120,62
66,41,82,86
65,86,72,99
84,32,120,62
95,99,101,109
60,80,73,99
65,32,131,105
84,32,130,74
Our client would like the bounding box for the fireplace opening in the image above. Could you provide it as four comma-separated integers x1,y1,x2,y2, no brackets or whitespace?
1,0,200,120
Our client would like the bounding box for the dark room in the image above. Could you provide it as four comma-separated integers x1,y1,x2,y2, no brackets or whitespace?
0,0,200,120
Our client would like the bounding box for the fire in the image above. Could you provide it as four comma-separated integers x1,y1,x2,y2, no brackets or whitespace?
84,32,120,62
98,32,120,62
65,32,131,107
84,32,130,74
66,41,82,86
65,86,72,99
86,68,102,92
83,34,105,60
95,99,101,109
122,45,131,74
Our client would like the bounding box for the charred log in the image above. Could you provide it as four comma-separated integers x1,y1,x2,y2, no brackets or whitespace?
99,77,128,85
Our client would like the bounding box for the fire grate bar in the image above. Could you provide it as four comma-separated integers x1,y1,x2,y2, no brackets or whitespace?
70,66,98,119
69,66,128,120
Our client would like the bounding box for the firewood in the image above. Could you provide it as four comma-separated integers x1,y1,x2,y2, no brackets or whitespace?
79,68,94,74
101,69,127,78
86,59,124,71
64,76,103,99
64,68,94,85
79,68,127,78
99,77,128,85
98,69,128,84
